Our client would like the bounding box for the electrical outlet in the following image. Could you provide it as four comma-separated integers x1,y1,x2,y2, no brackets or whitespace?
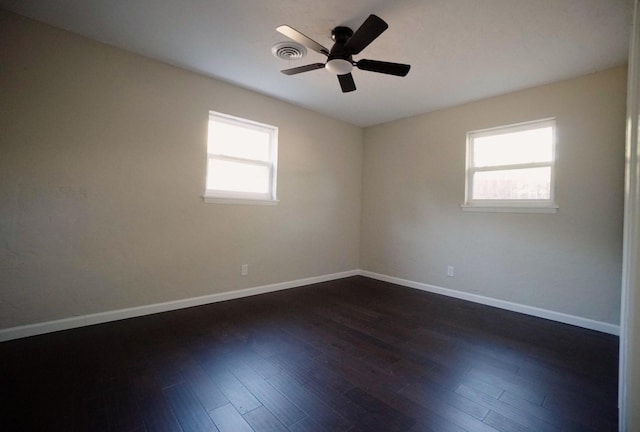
447,266,455,277
241,264,249,276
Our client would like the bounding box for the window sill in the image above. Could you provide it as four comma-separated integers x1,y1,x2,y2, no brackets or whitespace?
461,204,558,214
203,196,279,206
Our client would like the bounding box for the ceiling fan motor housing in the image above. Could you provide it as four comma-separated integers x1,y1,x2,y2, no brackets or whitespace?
331,26,353,43
327,26,354,75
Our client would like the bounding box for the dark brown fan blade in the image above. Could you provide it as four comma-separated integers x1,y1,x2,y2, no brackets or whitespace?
356,59,411,76
276,25,330,56
337,73,356,92
281,63,326,75
343,14,388,55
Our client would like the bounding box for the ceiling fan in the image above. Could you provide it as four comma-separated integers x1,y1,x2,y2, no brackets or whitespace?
276,14,411,93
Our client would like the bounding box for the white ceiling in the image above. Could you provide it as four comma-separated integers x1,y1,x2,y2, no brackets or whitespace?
0,0,633,127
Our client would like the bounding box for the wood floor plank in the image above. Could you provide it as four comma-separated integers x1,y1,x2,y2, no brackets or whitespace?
357,387,470,432
400,382,498,432
181,361,229,412
268,354,375,429
284,312,403,368
266,372,352,432
286,417,322,432
453,384,560,432
498,391,607,432
201,365,262,415
104,387,145,432
543,390,618,425
271,351,354,396
465,368,546,406
242,406,288,432
401,371,490,419
455,375,505,399
314,305,403,345
229,360,306,426
344,387,416,431
209,403,254,432
483,410,534,432
237,347,282,379
130,360,184,432
0,276,618,432
137,395,183,432
164,382,218,432
73,393,110,432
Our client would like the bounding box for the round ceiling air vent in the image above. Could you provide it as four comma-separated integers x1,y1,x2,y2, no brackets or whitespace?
271,42,307,60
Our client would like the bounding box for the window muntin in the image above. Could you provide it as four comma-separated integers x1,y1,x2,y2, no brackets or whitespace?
205,111,278,203
464,119,557,212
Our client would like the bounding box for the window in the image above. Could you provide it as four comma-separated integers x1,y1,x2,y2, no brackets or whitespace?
463,118,558,213
204,111,278,204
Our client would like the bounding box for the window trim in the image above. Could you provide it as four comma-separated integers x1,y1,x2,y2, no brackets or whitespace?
203,111,279,205
462,118,558,214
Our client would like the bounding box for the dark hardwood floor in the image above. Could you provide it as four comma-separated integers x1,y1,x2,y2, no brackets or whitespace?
0,276,618,431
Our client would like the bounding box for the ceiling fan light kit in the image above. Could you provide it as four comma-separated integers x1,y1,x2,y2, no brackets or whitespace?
276,14,411,93
326,59,353,75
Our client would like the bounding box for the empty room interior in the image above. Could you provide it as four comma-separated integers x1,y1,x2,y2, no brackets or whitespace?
2,1,640,431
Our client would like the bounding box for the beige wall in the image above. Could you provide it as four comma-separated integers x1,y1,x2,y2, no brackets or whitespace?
0,10,627,332
0,11,363,329
361,66,627,325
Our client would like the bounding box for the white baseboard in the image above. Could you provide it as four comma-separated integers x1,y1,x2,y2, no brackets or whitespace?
0,268,619,342
360,270,620,336
0,270,359,342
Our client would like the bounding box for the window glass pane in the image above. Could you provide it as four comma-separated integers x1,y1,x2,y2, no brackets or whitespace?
208,120,271,161
473,126,553,167
473,167,551,200
207,159,270,194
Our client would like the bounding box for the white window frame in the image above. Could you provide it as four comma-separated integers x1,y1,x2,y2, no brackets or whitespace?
462,118,558,213
204,111,278,205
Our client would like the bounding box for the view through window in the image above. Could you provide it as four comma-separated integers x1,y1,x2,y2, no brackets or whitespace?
464,119,557,212
204,111,278,204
